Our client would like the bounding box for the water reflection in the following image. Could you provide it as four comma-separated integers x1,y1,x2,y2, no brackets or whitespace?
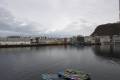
93,45,120,65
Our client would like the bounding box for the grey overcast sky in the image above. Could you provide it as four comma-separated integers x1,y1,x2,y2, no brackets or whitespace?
0,0,119,36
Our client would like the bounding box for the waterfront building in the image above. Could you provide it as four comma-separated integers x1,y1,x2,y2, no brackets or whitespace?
98,36,110,45
0,37,31,45
70,36,77,44
98,35,120,45
30,36,47,44
84,36,96,44
84,35,120,45
112,35,120,44
70,35,84,44
76,35,84,44
30,36,68,45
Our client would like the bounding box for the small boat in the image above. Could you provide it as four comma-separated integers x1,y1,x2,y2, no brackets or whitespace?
41,69,90,80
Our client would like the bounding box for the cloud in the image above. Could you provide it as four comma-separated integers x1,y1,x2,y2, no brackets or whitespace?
0,0,118,37
0,6,97,37
46,18,96,37
64,20,95,36
0,6,96,37
0,7,48,36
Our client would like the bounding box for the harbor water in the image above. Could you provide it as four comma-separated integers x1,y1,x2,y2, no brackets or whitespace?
0,45,120,80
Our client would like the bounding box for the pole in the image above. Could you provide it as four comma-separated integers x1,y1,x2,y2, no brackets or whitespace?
119,0,120,21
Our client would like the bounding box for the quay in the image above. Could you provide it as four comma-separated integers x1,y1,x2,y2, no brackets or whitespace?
0,36,69,48
0,43,67,48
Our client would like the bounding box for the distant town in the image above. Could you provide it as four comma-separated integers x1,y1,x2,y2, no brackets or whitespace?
0,22,120,48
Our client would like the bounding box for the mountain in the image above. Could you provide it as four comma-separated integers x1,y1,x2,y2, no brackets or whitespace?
91,22,120,36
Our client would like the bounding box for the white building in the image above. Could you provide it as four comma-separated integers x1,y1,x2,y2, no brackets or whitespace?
0,37,31,45
84,36,96,44
112,35,120,44
99,36,111,45
84,36,111,45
